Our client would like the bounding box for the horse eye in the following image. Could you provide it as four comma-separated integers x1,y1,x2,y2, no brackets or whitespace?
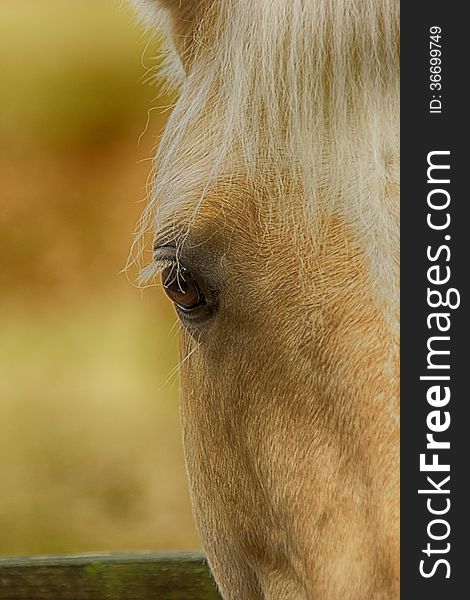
162,265,205,311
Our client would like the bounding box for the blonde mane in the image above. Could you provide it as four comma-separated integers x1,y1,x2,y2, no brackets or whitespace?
132,0,400,293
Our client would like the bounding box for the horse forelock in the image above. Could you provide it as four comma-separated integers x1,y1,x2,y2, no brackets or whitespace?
132,0,399,319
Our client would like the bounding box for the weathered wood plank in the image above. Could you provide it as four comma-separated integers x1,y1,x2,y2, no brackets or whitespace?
0,552,221,600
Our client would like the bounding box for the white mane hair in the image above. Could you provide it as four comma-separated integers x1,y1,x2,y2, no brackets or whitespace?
128,0,185,89
131,0,400,292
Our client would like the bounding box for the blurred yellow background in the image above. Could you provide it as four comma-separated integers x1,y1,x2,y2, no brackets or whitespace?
0,0,200,555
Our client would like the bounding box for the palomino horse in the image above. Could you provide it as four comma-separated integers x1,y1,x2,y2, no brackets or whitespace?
132,1,400,598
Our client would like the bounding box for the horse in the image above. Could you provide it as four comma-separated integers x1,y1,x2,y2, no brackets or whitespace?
131,1,400,598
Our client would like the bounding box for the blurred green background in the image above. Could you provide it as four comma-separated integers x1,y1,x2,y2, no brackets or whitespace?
0,0,200,555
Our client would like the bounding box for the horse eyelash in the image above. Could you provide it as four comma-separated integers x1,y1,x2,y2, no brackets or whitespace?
138,257,174,285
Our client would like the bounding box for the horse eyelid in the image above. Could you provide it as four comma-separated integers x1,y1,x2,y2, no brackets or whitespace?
153,245,220,314
152,245,179,273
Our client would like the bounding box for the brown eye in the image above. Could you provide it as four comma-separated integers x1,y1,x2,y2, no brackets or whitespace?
162,265,205,311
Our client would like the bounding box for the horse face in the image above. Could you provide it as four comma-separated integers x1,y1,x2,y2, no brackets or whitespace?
155,176,399,598
134,1,399,598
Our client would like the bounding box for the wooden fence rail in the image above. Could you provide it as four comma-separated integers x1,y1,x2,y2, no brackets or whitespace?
0,552,221,599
